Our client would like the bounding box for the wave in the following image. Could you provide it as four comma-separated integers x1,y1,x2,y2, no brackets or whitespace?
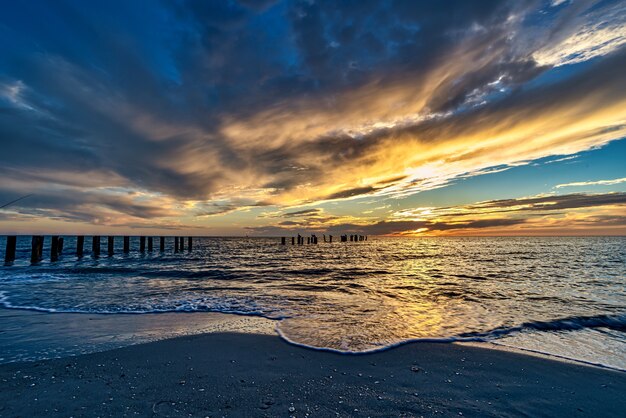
456,313,626,339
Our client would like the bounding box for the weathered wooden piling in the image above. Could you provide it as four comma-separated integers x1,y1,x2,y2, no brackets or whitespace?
51,236,60,262
281,237,286,245
77,236,84,257
92,236,100,257
329,235,333,243
175,237,179,252
108,236,114,256
180,237,185,252
4,236,17,263
140,236,146,252
58,237,64,254
148,237,153,252
188,237,192,252
123,236,130,253
31,236,44,263
160,237,165,252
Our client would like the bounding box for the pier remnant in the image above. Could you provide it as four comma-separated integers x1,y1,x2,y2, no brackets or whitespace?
77,236,84,257
281,237,286,245
4,235,16,263
329,235,333,243
180,237,185,252
92,236,100,258
148,237,153,252
58,237,64,254
140,236,146,252
175,237,179,252
160,237,165,252
108,236,114,256
123,236,130,253
31,236,44,263
188,237,192,252
51,236,60,262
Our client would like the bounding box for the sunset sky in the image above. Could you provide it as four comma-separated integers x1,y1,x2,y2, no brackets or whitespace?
1,0,625,236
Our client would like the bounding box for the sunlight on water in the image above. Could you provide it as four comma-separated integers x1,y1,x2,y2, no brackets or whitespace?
1,236,625,368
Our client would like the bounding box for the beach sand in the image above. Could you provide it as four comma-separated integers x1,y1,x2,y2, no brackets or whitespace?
0,332,624,417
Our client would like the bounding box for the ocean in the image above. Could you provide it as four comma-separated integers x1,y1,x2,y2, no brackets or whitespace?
1,236,624,369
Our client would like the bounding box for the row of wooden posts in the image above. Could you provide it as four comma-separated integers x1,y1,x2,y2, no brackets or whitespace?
4,236,193,264
280,234,367,245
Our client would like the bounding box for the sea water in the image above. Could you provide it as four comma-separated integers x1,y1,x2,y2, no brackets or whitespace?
0,236,624,369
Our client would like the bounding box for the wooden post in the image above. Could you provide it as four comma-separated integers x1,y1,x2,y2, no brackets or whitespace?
281,237,286,245
329,235,333,243
51,236,59,262
4,236,17,264
58,237,64,254
31,236,43,263
160,236,165,252
140,236,146,252
147,236,153,252
174,237,179,252
123,236,130,253
77,236,84,258
92,236,100,258
108,236,114,256
187,237,192,252
180,237,185,252
291,237,295,245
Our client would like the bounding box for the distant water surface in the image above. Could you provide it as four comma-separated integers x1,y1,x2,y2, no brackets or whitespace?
1,236,624,369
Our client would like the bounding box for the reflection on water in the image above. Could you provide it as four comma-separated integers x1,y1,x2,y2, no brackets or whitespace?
0,236,625,368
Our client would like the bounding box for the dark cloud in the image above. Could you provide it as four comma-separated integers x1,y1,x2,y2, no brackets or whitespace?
0,0,624,229
282,208,321,217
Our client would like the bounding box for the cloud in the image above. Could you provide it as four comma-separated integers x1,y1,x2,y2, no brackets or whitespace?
248,192,626,236
555,177,626,188
0,1,625,232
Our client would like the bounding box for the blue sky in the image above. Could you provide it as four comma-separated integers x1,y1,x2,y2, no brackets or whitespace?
1,0,625,235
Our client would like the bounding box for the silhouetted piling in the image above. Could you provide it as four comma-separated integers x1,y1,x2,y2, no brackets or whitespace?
148,237,153,252
329,235,333,243
31,236,44,263
180,237,185,252
175,237,179,252
281,237,286,245
51,236,59,262
77,236,84,257
188,237,192,252
140,236,146,252
291,237,295,245
4,236,16,264
92,236,100,258
58,237,64,254
160,237,165,252
123,236,130,253
108,236,114,256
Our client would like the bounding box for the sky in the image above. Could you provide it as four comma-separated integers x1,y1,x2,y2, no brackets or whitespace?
0,0,625,236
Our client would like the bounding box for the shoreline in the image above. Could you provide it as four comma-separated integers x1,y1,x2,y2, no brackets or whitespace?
2,307,625,373
1,331,624,417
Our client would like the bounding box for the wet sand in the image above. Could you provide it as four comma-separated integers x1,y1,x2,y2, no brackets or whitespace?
0,332,624,417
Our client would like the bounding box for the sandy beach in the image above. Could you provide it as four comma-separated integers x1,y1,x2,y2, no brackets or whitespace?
0,332,624,417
